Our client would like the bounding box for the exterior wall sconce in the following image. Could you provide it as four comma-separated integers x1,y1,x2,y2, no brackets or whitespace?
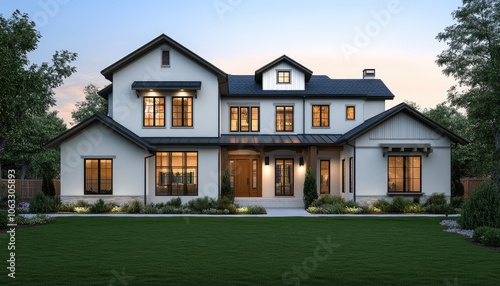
299,157,304,166
265,156,269,166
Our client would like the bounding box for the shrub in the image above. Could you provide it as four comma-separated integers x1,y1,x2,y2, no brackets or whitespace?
29,192,59,213
311,195,346,208
143,203,158,214
221,170,234,202
425,203,456,214
154,203,166,209
166,197,183,208
187,197,216,213
303,167,318,209
126,199,144,214
472,226,500,247
459,182,500,229
424,193,447,206
404,204,425,213
345,200,360,208
216,196,232,210
372,199,390,212
41,176,56,197
235,206,266,214
451,196,464,208
111,206,123,213
363,205,382,214
345,207,362,214
75,200,90,208
90,199,114,213
320,203,345,214
74,207,89,213
57,204,76,212
306,206,321,214
17,202,30,213
389,196,412,213
160,205,191,214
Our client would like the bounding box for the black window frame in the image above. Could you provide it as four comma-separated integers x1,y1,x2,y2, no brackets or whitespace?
276,106,294,132
155,151,198,196
84,159,113,195
387,155,422,193
312,105,330,127
275,158,294,196
277,70,291,84
143,96,165,127
172,97,193,127
230,106,260,132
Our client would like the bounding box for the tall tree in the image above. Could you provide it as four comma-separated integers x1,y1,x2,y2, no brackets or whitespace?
0,10,77,178
436,0,500,188
71,84,108,125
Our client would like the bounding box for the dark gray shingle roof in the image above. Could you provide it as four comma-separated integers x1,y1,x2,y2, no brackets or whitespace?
227,75,395,98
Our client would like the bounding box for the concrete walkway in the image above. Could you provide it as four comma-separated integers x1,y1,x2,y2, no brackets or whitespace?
22,208,459,217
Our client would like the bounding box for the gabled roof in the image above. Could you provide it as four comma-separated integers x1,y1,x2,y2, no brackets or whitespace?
227,75,394,98
100,34,228,94
336,103,469,144
97,84,112,100
45,114,154,151
254,55,313,84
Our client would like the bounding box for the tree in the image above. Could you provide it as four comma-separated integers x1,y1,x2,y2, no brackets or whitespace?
0,111,67,179
221,170,234,202
303,167,318,209
0,10,77,178
436,0,500,189
71,84,108,125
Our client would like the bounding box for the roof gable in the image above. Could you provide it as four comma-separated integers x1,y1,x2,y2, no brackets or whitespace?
254,55,313,84
100,34,227,93
337,103,469,144
45,114,154,151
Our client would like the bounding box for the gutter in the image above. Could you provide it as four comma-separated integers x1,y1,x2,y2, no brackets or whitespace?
144,153,156,206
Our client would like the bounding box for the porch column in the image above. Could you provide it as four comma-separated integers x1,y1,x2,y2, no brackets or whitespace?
304,146,318,175
220,147,229,173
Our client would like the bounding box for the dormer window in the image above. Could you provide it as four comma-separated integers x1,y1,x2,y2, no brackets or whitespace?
162,50,170,67
277,70,290,84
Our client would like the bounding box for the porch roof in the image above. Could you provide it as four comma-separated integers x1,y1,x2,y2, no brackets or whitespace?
143,137,220,146
219,134,341,146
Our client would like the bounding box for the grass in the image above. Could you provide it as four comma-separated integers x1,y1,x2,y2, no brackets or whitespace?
0,217,499,285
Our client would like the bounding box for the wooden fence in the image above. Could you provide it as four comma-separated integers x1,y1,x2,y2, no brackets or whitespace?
1,179,61,200
460,177,491,197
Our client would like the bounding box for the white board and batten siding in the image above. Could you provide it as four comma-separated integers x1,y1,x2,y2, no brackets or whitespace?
262,63,305,90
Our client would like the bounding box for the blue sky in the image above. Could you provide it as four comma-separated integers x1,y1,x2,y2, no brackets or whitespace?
1,0,463,125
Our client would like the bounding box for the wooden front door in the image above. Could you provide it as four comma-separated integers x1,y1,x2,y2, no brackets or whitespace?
230,156,261,197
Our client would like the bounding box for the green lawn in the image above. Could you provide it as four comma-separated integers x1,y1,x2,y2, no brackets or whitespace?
1,217,499,285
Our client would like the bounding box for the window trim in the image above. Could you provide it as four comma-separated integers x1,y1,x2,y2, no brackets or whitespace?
320,160,330,194
84,159,113,195
312,105,330,127
387,155,422,193
277,70,291,84
143,96,165,127
349,157,354,193
155,151,198,196
161,49,170,67
172,97,193,127
346,105,356,120
276,106,294,132
275,158,294,196
341,159,346,193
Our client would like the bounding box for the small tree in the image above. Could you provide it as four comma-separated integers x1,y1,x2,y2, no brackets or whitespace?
303,167,318,209
221,170,234,202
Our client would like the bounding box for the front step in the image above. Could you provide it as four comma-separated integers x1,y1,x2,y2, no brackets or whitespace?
235,198,304,208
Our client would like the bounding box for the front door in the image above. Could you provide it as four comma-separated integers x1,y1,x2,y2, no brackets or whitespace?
229,156,261,197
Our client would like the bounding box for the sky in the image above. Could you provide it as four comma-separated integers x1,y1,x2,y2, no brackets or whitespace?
1,0,463,126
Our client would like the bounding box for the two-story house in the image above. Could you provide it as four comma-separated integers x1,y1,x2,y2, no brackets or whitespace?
46,34,468,207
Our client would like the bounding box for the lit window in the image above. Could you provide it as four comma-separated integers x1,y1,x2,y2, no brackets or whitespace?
143,97,165,127
156,152,198,196
172,97,193,127
275,159,294,196
320,160,330,194
388,156,421,192
162,50,170,66
346,106,355,120
84,159,112,194
230,106,259,132
312,105,329,127
277,71,290,83
276,106,293,132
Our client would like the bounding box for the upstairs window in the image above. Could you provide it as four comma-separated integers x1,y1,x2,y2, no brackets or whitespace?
162,50,170,66
312,105,329,127
276,106,293,132
346,106,355,120
172,97,193,127
230,106,259,132
277,71,290,83
143,97,165,127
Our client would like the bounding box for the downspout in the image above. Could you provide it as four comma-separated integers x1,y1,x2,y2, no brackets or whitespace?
144,152,155,206
346,141,356,203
